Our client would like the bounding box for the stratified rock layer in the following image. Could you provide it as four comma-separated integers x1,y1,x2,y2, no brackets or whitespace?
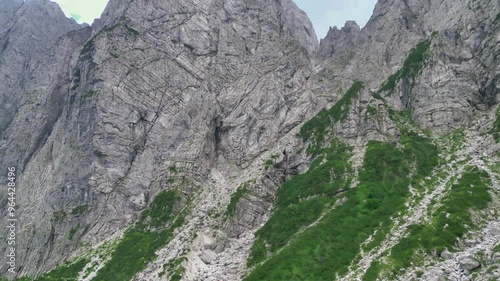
0,0,498,280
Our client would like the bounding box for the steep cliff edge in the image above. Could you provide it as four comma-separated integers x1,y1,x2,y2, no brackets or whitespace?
0,0,498,280
2,0,320,278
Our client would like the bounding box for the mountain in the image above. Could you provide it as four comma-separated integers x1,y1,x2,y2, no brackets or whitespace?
0,0,498,280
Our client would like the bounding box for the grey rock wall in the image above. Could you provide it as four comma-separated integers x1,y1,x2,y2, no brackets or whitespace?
0,0,498,279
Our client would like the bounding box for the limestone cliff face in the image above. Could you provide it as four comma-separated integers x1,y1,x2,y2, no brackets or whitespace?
0,0,88,275
1,0,320,277
318,0,499,133
0,0,81,133
0,0,498,280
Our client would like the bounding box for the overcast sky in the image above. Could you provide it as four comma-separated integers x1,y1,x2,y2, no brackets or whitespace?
295,0,378,39
52,0,378,39
52,0,108,24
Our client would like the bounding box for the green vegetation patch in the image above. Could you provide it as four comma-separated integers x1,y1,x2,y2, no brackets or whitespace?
82,90,96,102
68,224,80,240
246,129,440,280
299,81,365,155
372,92,385,101
245,140,414,280
390,167,492,270
138,191,178,229
34,258,89,281
70,205,88,216
247,197,329,266
264,159,274,170
400,130,439,180
365,105,378,121
247,140,353,267
264,153,281,170
378,39,432,95
93,190,186,281
494,244,500,253
363,261,382,281
52,210,67,223
160,257,186,281
169,165,178,173
125,25,139,36
225,185,248,217
275,140,353,208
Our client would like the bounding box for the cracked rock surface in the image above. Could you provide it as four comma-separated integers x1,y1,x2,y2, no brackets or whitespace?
0,0,498,280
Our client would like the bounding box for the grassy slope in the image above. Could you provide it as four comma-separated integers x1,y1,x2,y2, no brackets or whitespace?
245,137,438,280
245,77,440,280
93,190,185,281
389,167,492,271
19,190,186,281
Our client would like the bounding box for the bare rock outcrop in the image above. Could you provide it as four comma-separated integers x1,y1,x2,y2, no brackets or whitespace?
0,0,498,280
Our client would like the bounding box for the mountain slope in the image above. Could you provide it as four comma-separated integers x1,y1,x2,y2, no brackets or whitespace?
0,0,498,280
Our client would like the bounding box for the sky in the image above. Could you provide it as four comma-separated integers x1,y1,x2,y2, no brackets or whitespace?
295,0,378,39
51,0,109,24
51,0,378,39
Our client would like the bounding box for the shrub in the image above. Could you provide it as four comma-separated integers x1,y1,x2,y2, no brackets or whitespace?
70,205,88,216
247,140,353,267
363,261,382,281
93,190,185,281
245,140,421,280
299,81,365,155
137,191,177,229
68,224,79,240
389,167,492,269
35,258,89,281
378,39,432,95
225,186,248,217
246,123,440,280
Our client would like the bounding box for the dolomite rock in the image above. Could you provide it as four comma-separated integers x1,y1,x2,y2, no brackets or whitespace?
318,0,499,134
459,256,481,272
441,249,454,260
425,269,446,281
0,0,498,280
1,0,320,277
0,0,80,133
280,0,319,54
318,20,364,60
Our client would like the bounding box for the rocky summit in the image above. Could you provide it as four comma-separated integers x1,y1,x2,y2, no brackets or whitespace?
0,0,498,280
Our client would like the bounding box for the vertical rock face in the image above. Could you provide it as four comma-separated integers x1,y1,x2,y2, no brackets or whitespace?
0,0,81,133
280,0,319,54
0,0,498,280
318,0,499,133
79,0,319,261
1,0,320,277
0,1,87,275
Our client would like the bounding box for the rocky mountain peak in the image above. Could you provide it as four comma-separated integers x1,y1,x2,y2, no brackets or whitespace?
339,20,361,33
0,0,498,280
280,0,319,54
92,0,319,55
318,20,364,59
